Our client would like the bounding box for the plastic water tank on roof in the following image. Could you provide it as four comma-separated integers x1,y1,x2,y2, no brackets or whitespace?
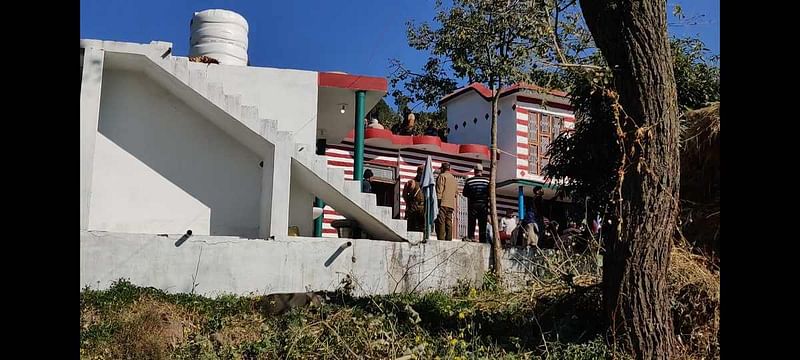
189,9,249,66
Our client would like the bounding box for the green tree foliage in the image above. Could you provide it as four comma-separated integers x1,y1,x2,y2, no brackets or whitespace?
392,0,584,278
369,97,401,129
544,36,719,217
671,37,720,110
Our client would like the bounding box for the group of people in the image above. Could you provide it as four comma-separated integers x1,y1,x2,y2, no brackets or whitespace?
363,159,597,250
400,162,491,242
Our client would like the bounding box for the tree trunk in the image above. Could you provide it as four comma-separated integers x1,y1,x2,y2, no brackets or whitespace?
489,87,503,280
578,1,679,359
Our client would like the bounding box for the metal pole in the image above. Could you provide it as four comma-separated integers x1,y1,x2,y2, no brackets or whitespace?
353,90,366,181
518,185,525,218
313,197,325,237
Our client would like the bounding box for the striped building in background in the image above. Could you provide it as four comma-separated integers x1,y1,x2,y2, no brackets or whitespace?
322,142,518,238
321,82,577,239
439,82,576,200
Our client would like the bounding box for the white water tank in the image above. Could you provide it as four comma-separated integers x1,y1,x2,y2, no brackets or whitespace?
189,9,249,66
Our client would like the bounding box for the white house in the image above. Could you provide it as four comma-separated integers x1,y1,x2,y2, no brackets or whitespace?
440,82,576,217
79,9,568,296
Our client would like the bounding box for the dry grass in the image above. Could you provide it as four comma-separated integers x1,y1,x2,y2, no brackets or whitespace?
669,245,720,359
209,312,266,349
680,102,720,261
81,245,719,360
111,298,200,360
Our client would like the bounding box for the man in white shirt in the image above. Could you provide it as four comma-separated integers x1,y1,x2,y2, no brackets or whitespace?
499,214,517,246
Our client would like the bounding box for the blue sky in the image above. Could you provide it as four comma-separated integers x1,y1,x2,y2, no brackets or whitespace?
81,0,719,110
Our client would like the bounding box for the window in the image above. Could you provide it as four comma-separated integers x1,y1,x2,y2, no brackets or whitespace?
552,117,562,138
527,111,567,175
528,115,538,141
526,111,570,175
528,145,539,175
365,165,394,181
540,114,550,134
540,136,551,155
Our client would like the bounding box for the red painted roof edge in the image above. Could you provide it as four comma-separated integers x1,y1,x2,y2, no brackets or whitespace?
318,72,388,92
439,82,569,105
344,129,490,159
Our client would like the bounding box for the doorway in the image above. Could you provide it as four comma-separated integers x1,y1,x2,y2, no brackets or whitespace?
364,164,399,218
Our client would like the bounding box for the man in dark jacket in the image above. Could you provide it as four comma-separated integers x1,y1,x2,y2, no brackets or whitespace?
362,169,374,193
402,166,425,232
463,164,490,242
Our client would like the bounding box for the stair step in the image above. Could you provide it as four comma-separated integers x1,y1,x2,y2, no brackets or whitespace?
173,57,190,83
207,83,224,107
373,206,392,219
326,167,345,189
275,130,293,143
294,145,322,175
360,193,377,210
389,219,408,235
258,119,278,139
241,105,259,130
188,70,207,96
224,95,242,119
313,155,328,174
343,180,362,199
407,231,424,243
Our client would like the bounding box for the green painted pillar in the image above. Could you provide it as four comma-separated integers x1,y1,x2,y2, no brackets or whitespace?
353,90,366,181
313,197,325,237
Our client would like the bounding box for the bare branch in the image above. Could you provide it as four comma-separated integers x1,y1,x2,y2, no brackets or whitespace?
535,60,605,71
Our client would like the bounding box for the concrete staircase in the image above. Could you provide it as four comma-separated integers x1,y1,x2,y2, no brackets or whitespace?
82,40,422,243
291,143,423,242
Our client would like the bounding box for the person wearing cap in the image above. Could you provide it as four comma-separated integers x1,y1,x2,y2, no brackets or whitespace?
463,163,490,242
435,162,458,240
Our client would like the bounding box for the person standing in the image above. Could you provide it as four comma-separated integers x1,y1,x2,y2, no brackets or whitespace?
424,123,438,136
434,162,458,240
362,169,374,193
368,117,384,130
463,164,490,242
393,112,417,136
402,166,425,232
532,186,545,234
521,203,539,247
499,212,517,246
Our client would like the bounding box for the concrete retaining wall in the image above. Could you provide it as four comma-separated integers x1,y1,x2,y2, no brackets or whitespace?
80,231,549,297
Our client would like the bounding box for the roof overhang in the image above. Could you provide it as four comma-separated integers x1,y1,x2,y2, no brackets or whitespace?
496,178,570,202
439,82,572,110
316,72,388,144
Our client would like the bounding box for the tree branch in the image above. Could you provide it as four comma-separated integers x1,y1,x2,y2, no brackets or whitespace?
558,0,578,12
536,60,605,71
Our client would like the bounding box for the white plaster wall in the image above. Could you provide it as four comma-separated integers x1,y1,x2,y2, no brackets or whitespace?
289,176,315,237
88,69,263,237
445,93,519,183
80,48,104,230
445,91,492,145
198,63,319,145
497,97,518,182
81,231,542,296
